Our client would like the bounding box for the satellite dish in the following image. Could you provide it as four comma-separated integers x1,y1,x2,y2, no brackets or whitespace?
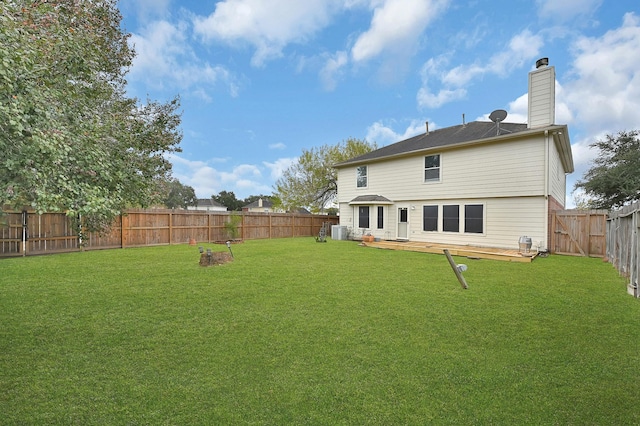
489,109,508,123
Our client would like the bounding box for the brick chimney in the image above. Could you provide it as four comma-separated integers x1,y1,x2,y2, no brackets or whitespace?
527,58,555,129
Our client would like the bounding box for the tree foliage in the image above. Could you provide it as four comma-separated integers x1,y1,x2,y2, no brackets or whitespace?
160,178,197,209
574,130,640,210
0,0,182,231
212,191,242,211
274,138,377,212
211,192,275,211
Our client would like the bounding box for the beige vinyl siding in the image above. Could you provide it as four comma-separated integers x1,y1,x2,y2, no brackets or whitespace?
337,203,392,240
549,139,567,206
405,197,547,250
338,196,547,249
337,137,547,204
528,66,555,128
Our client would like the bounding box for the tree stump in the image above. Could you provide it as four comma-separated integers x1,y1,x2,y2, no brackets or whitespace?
199,251,233,267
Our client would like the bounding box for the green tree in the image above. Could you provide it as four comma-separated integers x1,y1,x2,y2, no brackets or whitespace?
212,191,241,211
161,178,197,209
0,0,182,231
274,138,377,212
224,212,242,240
574,130,640,210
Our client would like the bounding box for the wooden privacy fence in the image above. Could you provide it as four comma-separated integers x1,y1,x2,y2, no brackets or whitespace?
549,209,608,257
0,209,338,257
606,202,639,298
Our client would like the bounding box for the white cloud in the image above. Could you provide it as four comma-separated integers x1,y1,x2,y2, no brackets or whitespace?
554,82,574,125
417,87,467,109
320,51,349,91
366,120,428,145
128,20,238,100
536,0,603,21
417,29,543,109
351,0,449,63
193,0,340,67
416,56,467,108
556,12,640,200
168,154,279,199
506,93,529,124
264,157,297,181
563,13,640,136
192,0,448,87
269,142,286,150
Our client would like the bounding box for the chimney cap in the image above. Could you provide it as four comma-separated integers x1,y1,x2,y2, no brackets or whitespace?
535,57,549,69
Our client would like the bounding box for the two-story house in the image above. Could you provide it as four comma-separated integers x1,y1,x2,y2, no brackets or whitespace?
242,198,283,213
334,58,574,251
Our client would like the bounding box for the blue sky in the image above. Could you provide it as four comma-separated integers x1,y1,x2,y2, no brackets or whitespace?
118,0,640,206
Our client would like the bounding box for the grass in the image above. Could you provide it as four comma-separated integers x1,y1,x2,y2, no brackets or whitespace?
1,238,638,425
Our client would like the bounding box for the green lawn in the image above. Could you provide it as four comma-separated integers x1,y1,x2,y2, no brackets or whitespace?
1,239,638,424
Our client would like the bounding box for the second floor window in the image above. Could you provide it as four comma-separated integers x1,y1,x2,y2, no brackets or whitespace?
424,155,440,182
356,165,368,188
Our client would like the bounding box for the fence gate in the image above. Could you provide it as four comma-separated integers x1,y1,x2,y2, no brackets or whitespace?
550,210,607,257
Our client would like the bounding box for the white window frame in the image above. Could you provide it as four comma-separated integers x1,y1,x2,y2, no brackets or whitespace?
424,154,441,183
356,165,368,188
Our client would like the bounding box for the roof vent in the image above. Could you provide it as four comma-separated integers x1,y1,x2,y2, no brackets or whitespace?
535,57,549,69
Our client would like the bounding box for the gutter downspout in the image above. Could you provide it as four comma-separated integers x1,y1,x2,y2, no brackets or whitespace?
544,130,550,251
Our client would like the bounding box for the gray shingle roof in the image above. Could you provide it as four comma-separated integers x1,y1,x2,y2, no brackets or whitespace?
335,121,529,166
349,195,393,204
197,198,225,208
243,198,273,209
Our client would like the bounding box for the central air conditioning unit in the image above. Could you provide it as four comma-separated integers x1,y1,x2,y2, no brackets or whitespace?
331,225,348,240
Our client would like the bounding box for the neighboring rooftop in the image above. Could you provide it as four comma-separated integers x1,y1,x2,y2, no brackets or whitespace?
196,198,226,208
243,198,274,209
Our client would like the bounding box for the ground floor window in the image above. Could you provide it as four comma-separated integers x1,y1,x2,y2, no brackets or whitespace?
443,205,459,232
358,206,370,229
465,204,484,234
422,203,484,234
377,206,384,229
423,205,438,231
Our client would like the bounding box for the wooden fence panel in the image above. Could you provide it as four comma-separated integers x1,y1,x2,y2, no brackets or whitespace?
1,212,23,256
209,214,232,242
0,209,338,257
86,216,122,250
242,213,271,240
27,212,78,254
171,211,209,243
550,210,607,257
607,202,639,297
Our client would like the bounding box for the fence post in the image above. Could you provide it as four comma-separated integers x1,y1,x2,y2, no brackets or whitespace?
241,212,245,241
121,214,127,248
21,210,27,256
